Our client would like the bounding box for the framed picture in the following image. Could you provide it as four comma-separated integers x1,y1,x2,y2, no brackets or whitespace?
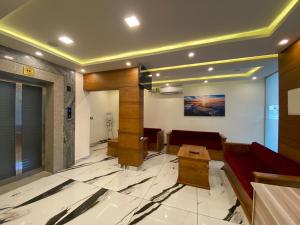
184,95,225,116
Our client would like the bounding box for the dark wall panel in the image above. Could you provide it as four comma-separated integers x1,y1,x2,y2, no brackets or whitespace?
0,81,16,179
22,85,43,172
278,40,300,163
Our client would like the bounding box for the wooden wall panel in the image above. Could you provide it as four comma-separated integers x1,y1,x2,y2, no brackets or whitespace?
119,118,141,134
119,87,143,103
279,40,300,163
119,102,141,119
84,68,139,91
84,67,144,167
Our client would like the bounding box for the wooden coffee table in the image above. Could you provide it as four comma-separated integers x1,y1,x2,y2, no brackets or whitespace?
177,145,211,189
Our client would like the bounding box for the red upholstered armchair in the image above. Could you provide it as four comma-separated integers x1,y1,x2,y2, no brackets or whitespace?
143,128,164,152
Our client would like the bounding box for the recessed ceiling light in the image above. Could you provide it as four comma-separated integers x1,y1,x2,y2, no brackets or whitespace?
25,55,30,58
166,83,169,86
59,35,74,45
126,62,131,67
80,69,86,73
148,74,152,77
208,67,214,72
124,16,140,28
4,55,14,60
156,73,160,77
35,51,43,56
204,80,208,83
278,39,289,45
71,71,75,74
188,52,195,58
252,76,257,80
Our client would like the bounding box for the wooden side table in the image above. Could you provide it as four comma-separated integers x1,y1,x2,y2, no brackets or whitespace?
177,145,211,189
107,139,119,157
142,137,148,159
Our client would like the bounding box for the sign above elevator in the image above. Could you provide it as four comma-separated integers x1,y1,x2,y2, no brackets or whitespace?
23,66,35,76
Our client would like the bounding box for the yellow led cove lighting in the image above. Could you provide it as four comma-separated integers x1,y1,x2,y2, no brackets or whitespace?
148,67,261,85
141,54,277,73
0,23,80,63
0,0,297,65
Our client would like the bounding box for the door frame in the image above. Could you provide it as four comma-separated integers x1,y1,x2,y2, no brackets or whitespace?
0,79,46,185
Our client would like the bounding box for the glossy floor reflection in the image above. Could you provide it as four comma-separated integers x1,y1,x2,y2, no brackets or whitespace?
0,144,249,225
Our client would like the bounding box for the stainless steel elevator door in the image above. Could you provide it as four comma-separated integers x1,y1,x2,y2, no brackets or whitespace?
0,81,16,180
21,85,43,173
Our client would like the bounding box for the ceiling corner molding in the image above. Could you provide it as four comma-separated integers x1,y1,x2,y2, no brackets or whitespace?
142,54,278,73
150,67,262,85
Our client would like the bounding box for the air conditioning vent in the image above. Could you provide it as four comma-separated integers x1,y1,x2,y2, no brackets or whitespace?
159,86,183,94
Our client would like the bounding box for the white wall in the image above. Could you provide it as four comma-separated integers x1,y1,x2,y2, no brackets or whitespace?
107,90,119,139
144,80,265,144
88,90,119,143
75,73,90,160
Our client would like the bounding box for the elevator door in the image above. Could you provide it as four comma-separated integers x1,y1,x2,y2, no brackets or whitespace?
0,81,16,180
22,85,43,173
0,80,44,182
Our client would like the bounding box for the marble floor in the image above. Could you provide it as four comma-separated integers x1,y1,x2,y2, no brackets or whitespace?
0,144,249,225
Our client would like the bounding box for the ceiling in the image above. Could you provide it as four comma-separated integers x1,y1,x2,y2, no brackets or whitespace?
0,0,300,85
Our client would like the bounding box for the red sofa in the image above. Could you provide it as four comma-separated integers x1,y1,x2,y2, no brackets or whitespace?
224,142,300,220
167,130,226,160
143,128,164,152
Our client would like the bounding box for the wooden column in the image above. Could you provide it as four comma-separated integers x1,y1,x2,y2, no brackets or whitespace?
84,67,144,167
279,40,300,164
118,86,144,166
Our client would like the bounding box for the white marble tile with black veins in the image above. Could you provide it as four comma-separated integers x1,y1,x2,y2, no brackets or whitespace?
198,214,243,225
197,162,247,224
46,189,143,225
103,169,156,199
57,151,118,184
0,147,249,225
58,157,121,187
0,175,98,224
0,175,72,211
128,200,197,225
140,151,175,176
144,162,198,213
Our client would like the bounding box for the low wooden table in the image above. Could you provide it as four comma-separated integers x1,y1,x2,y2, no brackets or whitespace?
142,137,149,159
107,139,119,157
177,145,211,189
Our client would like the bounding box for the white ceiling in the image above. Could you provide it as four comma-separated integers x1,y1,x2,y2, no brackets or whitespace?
0,0,300,85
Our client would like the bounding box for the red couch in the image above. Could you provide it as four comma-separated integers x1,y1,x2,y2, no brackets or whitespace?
167,130,226,160
224,142,300,220
143,128,164,152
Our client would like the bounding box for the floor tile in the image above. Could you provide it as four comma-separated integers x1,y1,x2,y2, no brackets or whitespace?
103,169,156,199
63,189,143,225
198,214,243,225
0,174,72,210
197,166,246,224
58,157,120,187
128,200,197,225
57,155,120,181
0,176,97,224
144,162,198,213
0,148,248,225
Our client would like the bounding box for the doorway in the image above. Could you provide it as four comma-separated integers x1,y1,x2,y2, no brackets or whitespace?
88,90,119,146
0,79,44,183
